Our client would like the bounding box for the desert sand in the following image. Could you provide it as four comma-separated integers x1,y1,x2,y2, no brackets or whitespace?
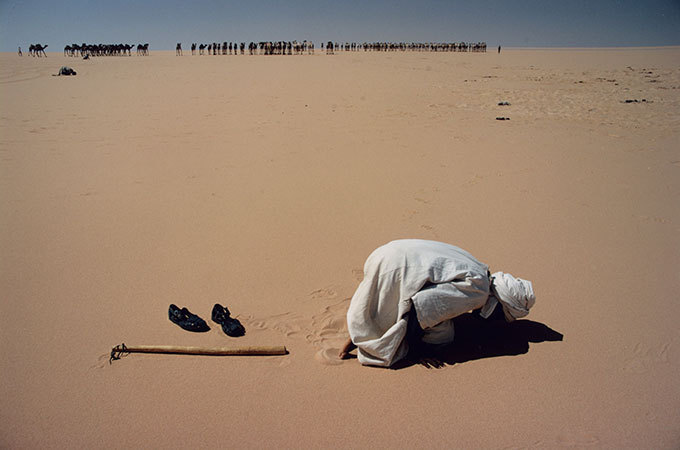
1,47,679,448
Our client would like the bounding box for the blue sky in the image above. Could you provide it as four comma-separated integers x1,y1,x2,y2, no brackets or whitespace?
1,0,678,51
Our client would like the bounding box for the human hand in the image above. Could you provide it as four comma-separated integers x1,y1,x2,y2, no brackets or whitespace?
418,356,445,369
339,338,356,359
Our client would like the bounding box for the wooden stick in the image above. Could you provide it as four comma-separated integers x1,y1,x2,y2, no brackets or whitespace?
110,343,287,362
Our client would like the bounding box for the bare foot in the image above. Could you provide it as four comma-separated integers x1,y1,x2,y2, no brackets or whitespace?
338,338,356,359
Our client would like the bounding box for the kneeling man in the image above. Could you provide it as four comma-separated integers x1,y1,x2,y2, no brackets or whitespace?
340,239,535,367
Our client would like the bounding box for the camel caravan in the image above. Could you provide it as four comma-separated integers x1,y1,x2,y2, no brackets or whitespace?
186,41,315,56
62,43,149,57
25,40,485,58
324,41,487,52
180,40,486,55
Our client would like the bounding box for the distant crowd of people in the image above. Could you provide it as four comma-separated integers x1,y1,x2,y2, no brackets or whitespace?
178,40,487,55
327,41,487,52
63,43,149,57
19,40,489,58
178,41,315,56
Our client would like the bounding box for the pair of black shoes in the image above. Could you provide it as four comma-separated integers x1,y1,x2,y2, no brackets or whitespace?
168,304,246,337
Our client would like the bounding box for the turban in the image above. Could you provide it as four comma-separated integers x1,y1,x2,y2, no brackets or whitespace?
487,272,536,321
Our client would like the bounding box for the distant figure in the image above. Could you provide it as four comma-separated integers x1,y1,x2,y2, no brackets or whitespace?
18,47,22,56
52,66,77,76
191,43,196,55
498,45,501,54
176,43,182,56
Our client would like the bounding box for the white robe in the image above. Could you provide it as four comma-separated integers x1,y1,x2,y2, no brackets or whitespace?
347,239,494,367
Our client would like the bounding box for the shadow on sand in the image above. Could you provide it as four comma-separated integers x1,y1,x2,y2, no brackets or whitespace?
392,311,563,370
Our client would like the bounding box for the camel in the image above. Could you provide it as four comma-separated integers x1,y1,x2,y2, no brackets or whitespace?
30,44,48,57
136,43,149,56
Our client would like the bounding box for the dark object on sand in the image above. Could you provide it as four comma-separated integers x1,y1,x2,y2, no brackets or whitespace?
498,101,511,106
496,117,510,120
168,304,210,332
53,66,77,76
623,99,650,103
109,343,287,363
212,304,246,337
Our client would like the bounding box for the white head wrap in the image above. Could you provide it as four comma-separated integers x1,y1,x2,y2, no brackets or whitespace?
489,271,535,321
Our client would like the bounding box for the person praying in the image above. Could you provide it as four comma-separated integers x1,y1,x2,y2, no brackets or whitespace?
339,239,536,367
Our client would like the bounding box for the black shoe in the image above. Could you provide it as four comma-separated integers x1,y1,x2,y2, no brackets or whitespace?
211,304,246,337
168,304,210,332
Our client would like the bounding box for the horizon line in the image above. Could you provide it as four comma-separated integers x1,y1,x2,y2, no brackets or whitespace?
6,44,680,54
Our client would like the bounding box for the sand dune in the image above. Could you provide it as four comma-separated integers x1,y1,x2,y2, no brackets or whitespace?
1,47,679,448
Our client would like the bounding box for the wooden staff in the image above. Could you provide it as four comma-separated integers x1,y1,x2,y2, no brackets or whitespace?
110,343,287,363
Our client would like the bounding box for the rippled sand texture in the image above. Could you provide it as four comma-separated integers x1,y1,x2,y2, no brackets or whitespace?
1,48,679,448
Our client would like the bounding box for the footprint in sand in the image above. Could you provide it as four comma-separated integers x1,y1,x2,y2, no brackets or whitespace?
633,214,671,225
242,311,306,338
403,209,419,221
307,298,351,365
420,224,440,238
314,348,344,366
622,342,670,374
310,287,337,300
240,297,351,366
463,173,485,186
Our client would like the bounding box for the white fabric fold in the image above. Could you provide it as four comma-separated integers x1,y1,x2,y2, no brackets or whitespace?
491,271,536,320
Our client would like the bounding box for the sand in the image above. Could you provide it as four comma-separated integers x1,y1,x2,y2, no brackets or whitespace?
1,47,679,448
